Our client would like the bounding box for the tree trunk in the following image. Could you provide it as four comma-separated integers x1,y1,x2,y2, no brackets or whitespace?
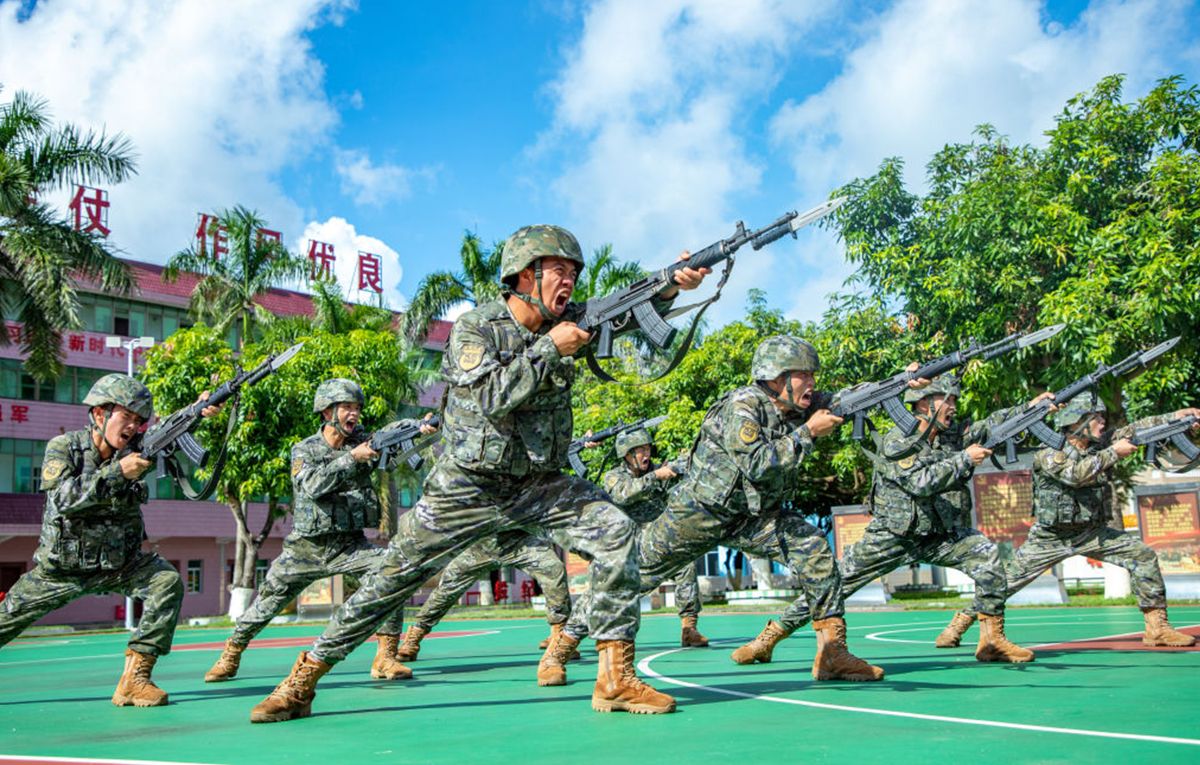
226,498,256,618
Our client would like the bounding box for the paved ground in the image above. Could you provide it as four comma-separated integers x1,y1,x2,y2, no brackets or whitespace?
1,606,1197,765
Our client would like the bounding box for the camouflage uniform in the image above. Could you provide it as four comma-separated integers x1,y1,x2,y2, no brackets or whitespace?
228,421,418,646
959,407,1175,616
0,376,182,658
412,531,570,632
300,229,675,667
777,394,1020,631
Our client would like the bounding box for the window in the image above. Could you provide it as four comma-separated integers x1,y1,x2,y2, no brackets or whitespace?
255,559,270,588
186,560,203,593
93,303,113,335
0,439,46,494
0,360,21,398
113,316,130,336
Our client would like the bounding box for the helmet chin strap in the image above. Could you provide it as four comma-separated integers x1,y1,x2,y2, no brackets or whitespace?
1068,415,1100,444
91,406,124,453
510,262,561,324
323,403,356,438
765,375,808,415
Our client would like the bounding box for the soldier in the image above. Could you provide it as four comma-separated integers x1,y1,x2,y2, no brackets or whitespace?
934,397,1200,649
248,224,709,723
394,530,574,662
0,374,219,706
740,374,1049,664
558,336,887,682
205,379,438,683
601,427,709,647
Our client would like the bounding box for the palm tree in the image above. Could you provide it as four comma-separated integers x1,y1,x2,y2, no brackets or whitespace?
401,230,503,340
162,205,310,349
571,243,644,302
0,87,136,381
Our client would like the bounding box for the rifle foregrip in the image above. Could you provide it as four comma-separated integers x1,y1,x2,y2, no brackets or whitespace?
852,414,865,441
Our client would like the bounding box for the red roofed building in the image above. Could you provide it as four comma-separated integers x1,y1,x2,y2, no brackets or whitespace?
0,258,452,625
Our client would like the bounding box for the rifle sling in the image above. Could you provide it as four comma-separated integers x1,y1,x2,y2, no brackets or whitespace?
583,254,736,384
163,393,241,502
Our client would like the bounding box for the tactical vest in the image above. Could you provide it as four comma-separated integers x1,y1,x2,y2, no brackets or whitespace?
290,432,382,537
870,427,972,536
603,465,669,524
442,301,575,478
35,430,147,574
1032,447,1109,527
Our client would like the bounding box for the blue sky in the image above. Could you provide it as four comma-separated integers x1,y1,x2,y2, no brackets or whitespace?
2,0,1198,325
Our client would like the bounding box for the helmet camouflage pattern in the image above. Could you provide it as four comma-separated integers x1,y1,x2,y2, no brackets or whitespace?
1054,395,1107,429
82,374,154,419
751,336,820,381
313,378,365,413
500,224,585,284
615,428,654,460
904,374,961,405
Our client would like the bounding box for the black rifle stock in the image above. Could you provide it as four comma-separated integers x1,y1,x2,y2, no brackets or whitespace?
140,342,305,479
567,414,668,477
982,336,1181,464
368,414,442,471
832,324,1065,440
576,198,845,360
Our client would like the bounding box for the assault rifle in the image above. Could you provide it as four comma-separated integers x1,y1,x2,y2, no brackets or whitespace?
576,198,845,361
140,342,305,498
1131,415,1199,470
982,337,1180,464
832,324,1065,441
567,415,667,477
367,414,441,471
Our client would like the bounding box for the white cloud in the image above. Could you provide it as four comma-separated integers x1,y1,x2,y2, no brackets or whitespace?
538,0,833,296
333,148,435,207
295,217,407,310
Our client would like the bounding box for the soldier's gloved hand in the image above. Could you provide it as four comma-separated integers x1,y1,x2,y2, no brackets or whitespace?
964,444,992,466
418,412,439,436
1028,391,1057,411
350,442,380,463
548,322,591,357
1112,438,1137,458
805,409,844,438
653,464,678,480
120,453,153,480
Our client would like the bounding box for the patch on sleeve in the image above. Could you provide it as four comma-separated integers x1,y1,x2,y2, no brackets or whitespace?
1052,451,1068,465
898,455,916,470
738,419,761,444
41,459,68,483
291,458,304,477
458,343,485,371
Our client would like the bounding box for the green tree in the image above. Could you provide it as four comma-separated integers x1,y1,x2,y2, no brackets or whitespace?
0,87,135,381
142,324,425,603
402,231,503,341
163,205,310,349
832,74,1200,426
571,243,644,302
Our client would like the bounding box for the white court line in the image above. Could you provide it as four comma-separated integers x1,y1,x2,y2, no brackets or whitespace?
638,647,1200,747
865,619,1143,645
0,756,220,765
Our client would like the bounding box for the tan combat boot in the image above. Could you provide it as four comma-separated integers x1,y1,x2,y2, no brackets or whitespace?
592,640,676,714
395,624,428,662
204,638,247,682
250,651,332,723
112,649,169,707
730,620,790,665
975,613,1035,663
370,634,414,679
680,616,710,648
812,617,885,681
935,611,977,648
537,628,581,686
1142,607,1196,647
540,623,582,658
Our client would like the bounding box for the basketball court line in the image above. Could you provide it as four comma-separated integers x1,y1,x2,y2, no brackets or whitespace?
0,756,221,765
637,645,1200,747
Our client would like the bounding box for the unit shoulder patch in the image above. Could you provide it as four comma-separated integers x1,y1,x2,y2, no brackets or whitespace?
292,458,304,477
897,455,917,470
738,419,760,444
458,343,485,371
41,459,68,483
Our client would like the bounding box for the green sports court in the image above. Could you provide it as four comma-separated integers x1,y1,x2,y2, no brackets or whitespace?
2,606,1197,765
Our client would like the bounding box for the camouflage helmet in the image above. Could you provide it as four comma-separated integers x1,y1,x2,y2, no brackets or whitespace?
904,374,961,405
751,336,820,381
499,225,585,285
615,428,654,460
313,378,365,414
82,374,154,420
1054,396,1107,430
